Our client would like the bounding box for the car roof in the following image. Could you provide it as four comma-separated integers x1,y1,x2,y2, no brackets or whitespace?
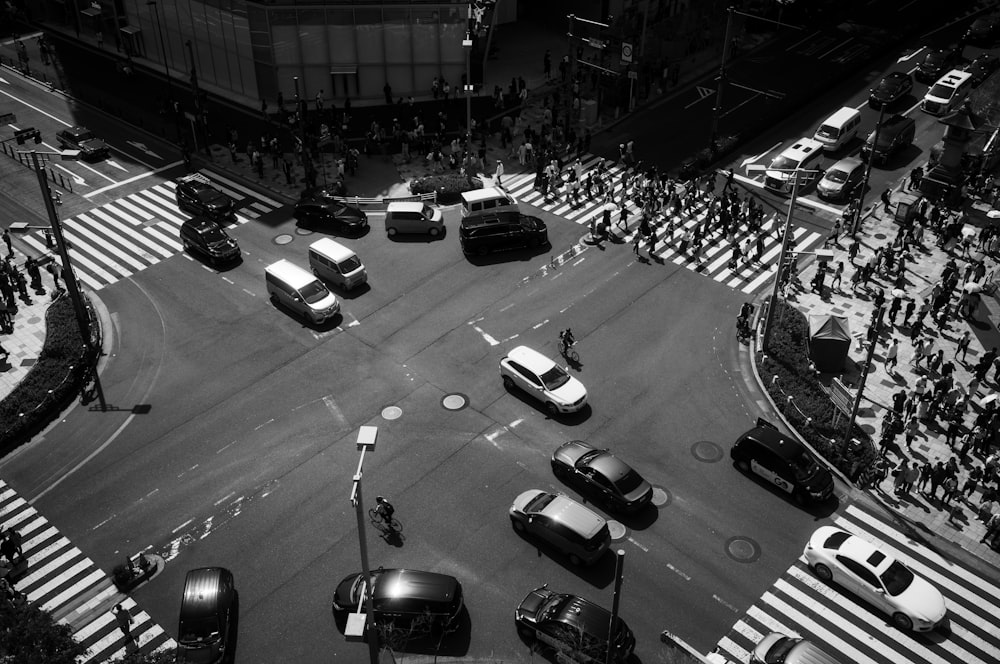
742,426,806,461
551,594,614,635
781,138,823,159
541,494,605,534
828,156,864,171
371,568,459,604
461,210,523,228
386,201,426,212
587,452,631,481
461,187,513,203
506,345,556,372
182,217,218,231
839,531,891,572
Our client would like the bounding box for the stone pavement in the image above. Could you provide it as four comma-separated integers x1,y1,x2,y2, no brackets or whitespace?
779,177,1000,567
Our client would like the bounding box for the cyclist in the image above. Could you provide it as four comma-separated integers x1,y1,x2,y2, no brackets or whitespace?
559,328,576,355
374,496,395,526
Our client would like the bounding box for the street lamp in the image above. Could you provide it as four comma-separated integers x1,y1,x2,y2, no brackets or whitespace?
463,29,473,160
11,148,107,411
348,425,380,664
746,164,823,351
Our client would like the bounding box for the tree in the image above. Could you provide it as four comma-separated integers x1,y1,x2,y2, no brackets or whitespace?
0,599,85,664
109,648,177,664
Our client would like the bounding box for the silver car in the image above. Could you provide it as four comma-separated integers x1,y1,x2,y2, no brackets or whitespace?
509,490,610,565
817,157,865,201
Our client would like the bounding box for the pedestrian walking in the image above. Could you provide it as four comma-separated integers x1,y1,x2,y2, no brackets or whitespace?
831,262,844,290
956,330,972,362
2,229,11,257
494,159,504,187
45,262,61,292
964,466,983,496
917,461,934,492
892,460,908,494
902,462,920,493
112,604,136,642
885,338,899,372
632,231,642,257
902,300,916,327
928,461,947,499
982,512,1000,546
848,240,860,266
940,475,960,506
881,188,893,214
908,165,924,191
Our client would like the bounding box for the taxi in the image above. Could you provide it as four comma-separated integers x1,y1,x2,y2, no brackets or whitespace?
730,419,834,504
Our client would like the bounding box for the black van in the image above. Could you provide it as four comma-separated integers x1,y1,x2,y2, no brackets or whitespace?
460,211,548,255
177,567,237,664
333,567,464,633
860,114,916,165
731,419,835,504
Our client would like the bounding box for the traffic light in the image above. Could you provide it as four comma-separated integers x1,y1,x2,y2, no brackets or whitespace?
14,128,41,144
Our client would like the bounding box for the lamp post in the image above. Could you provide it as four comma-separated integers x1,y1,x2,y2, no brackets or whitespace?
850,101,886,237
348,426,380,664
839,305,884,457
463,26,473,160
146,1,172,105
748,165,822,351
15,149,106,411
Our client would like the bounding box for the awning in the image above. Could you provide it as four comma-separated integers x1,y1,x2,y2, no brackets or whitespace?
330,65,357,75
81,7,102,17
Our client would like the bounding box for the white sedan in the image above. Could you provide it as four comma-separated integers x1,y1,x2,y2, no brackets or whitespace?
803,525,947,631
499,345,587,414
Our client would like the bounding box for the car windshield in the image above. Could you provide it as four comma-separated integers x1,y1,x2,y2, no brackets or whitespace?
928,83,954,98
539,593,569,620
178,616,221,645
880,78,900,92
826,168,848,184
925,53,944,66
421,204,436,219
789,451,820,481
614,469,645,494
770,155,797,170
341,256,362,271
75,130,95,141
299,281,331,304
539,365,571,391
525,492,557,514
879,559,915,596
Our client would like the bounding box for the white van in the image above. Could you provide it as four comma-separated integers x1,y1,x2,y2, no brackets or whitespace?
384,201,444,237
922,69,972,115
813,106,862,152
308,238,366,291
265,259,340,323
460,187,518,218
764,138,824,193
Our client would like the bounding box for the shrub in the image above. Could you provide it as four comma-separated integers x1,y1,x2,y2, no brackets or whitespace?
410,173,483,204
759,301,876,478
0,296,94,453
0,597,86,664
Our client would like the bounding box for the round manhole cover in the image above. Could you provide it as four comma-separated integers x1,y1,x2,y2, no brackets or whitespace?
872,233,887,240
691,440,724,463
294,226,314,236
274,233,294,245
607,521,627,540
442,394,468,410
725,536,761,563
381,406,403,420
651,487,672,507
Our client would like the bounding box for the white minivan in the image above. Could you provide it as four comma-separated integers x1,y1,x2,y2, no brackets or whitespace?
813,106,862,152
265,259,340,323
308,238,367,291
922,69,972,115
460,187,518,218
384,201,444,237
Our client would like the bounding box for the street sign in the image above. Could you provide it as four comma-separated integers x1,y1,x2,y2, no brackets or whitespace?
627,70,637,80
830,378,853,416
621,41,633,64
0,112,16,124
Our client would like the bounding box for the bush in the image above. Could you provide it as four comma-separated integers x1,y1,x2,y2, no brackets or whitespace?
0,296,94,453
410,173,483,204
759,301,875,478
0,597,86,664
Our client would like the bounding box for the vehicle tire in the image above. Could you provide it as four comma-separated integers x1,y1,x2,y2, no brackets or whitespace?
813,563,833,582
545,402,559,416
502,376,515,391
735,458,750,474
568,553,584,566
511,518,525,533
387,227,397,237
892,613,913,631
429,227,440,237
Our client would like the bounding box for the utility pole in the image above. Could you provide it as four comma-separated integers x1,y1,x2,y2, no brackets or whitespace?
349,426,380,664
605,549,625,664
186,40,208,156
708,6,735,154
851,102,887,237
839,306,884,457
463,3,474,161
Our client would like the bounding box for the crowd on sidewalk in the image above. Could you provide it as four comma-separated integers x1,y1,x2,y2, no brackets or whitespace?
0,234,64,363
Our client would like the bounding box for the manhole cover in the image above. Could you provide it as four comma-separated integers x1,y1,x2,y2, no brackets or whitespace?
274,233,294,245
442,394,468,410
651,487,672,507
381,406,403,420
608,521,627,540
691,440,724,463
725,536,761,563
872,232,887,240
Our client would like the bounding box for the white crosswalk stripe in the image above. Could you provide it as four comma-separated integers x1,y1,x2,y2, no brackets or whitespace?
712,503,1000,664
21,170,284,291
0,480,174,661
502,154,825,294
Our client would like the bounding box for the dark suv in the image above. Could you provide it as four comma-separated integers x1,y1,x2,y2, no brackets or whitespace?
731,419,834,504
860,114,916,166
460,211,548,255
176,174,236,222
55,126,109,161
180,217,241,265
916,46,962,82
515,585,635,663
333,567,464,633
868,71,912,108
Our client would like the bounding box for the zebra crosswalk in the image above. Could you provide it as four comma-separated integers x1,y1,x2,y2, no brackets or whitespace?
21,170,285,292
712,503,1000,664
0,479,174,661
501,155,825,294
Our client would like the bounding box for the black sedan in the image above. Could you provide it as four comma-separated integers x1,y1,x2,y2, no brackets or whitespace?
963,14,999,46
868,71,913,108
550,440,653,513
176,174,236,222
55,126,109,161
967,53,999,86
916,46,963,82
293,197,368,234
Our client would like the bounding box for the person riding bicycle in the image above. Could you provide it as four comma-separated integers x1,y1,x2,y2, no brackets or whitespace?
559,328,576,354
374,496,395,525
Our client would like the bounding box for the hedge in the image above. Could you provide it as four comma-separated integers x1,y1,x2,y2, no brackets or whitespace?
759,301,876,480
410,173,483,204
0,296,94,453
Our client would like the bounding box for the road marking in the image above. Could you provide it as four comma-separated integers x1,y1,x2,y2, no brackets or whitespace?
898,46,926,63
713,594,740,613
819,37,853,60
171,519,193,534
740,142,781,168
499,303,514,312
531,319,549,329
84,162,178,198
472,324,499,345
665,561,690,579
322,395,349,427
510,418,523,428
214,492,236,506
254,418,274,430
626,536,649,553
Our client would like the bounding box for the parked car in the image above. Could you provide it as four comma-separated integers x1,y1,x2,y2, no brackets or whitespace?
860,114,916,165
963,14,1000,46
179,217,241,265
551,440,653,513
333,567,464,633
55,125,109,161
509,490,610,565
804,525,947,631
817,157,865,201
916,46,963,82
293,196,368,235
499,345,587,414
176,567,237,664
966,52,1000,86
515,585,635,664
459,211,548,255
731,419,834,504
868,71,913,108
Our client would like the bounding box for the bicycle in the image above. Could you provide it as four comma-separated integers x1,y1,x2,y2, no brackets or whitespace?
368,507,401,536
560,340,579,363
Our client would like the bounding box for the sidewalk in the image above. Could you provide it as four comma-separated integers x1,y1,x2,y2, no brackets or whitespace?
769,180,1000,568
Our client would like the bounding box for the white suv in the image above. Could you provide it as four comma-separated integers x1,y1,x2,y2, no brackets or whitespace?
499,345,587,414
